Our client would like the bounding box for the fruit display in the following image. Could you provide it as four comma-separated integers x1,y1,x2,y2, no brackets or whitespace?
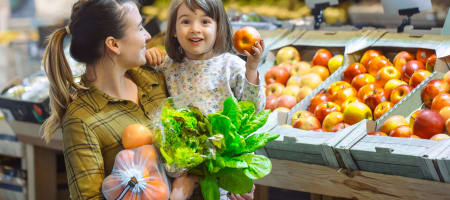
374,71,450,140
264,46,344,115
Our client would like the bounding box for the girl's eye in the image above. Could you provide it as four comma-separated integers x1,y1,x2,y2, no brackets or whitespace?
181,19,189,24
202,19,210,24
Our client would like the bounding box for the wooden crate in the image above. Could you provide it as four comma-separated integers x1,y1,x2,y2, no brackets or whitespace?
436,139,450,183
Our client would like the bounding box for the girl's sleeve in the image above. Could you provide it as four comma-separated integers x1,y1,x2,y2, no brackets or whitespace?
229,55,266,112
62,117,105,200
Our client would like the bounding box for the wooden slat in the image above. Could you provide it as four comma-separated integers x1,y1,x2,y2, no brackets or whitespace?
255,159,450,200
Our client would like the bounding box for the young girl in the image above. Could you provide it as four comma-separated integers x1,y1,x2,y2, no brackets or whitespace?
150,0,265,115
148,0,265,199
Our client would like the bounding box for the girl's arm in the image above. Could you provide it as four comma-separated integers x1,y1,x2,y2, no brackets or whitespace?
243,41,264,85
62,118,105,200
146,47,166,66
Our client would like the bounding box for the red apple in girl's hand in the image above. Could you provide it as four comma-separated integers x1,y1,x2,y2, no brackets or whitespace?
233,26,262,55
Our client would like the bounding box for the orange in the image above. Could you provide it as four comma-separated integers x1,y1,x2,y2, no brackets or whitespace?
102,175,125,200
142,179,169,200
135,145,158,170
122,124,153,149
114,150,135,171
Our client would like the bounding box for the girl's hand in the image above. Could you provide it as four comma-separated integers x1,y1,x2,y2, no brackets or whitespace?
227,185,256,200
169,174,199,200
244,40,265,71
145,47,166,66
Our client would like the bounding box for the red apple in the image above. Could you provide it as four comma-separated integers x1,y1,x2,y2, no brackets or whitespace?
276,46,301,65
390,125,413,137
409,110,422,128
360,49,383,67
277,95,297,109
291,110,314,125
409,69,431,88
327,81,353,101
393,51,414,72
431,93,450,113
312,48,333,67
401,60,425,82
343,63,367,83
364,88,388,111
357,83,378,101
351,73,376,91
381,115,408,134
416,48,434,65
374,101,393,120
425,54,436,72
293,116,321,130
384,79,407,97
413,109,444,139
332,87,358,107
446,118,450,134
322,112,344,132
367,56,392,76
265,66,290,85
266,83,285,97
233,26,262,55
265,95,278,111
314,102,341,123
278,62,294,74
390,85,412,105
444,71,450,86
375,66,401,88
309,92,328,113
368,131,388,136
331,122,351,132
430,134,450,141
310,65,330,81
422,79,450,108
313,128,325,132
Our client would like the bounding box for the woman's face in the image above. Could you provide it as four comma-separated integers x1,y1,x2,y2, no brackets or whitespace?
116,3,151,68
175,3,217,60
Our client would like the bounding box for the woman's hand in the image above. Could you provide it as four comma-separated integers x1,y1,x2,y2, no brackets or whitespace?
169,174,199,200
244,41,264,85
145,47,166,66
228,184,256,200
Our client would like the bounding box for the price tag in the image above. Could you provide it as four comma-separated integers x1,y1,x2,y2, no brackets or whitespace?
381,0,432,14
442,7,450,36
305,0,338,9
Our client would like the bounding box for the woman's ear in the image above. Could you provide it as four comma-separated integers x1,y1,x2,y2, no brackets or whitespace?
105,36,120,55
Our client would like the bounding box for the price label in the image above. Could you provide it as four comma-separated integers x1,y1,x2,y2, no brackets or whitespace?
305,0,338,9
442,7,450,36
381,0,432,14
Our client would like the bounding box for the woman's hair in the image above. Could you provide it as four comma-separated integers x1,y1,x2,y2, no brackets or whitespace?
165,0,233,62
42,0,137,142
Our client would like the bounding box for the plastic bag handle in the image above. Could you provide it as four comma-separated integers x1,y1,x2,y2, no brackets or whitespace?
116,177,137,200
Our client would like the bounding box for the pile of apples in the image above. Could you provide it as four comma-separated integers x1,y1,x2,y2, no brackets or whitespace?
264,46,343,111
287,48,436,132
372,71,450,140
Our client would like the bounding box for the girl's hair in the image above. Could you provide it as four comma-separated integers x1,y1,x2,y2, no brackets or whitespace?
42,0,137,142
165,0,233,62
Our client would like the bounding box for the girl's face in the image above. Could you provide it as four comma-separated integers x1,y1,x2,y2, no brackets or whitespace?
116,3,151,68
175,3,217,60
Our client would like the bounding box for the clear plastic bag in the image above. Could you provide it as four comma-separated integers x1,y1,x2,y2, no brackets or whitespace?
102,145,170,200
151,95,220,178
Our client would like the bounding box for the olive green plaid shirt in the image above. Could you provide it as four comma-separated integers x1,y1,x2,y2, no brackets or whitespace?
62,66,168,200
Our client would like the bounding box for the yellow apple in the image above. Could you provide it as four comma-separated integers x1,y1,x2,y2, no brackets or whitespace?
322,112,344,132
380,115,408,134
282,85,301,97
276,46,301,65
286,76,302,87
328,54,344,74
301,73,323,89
297,87,313,102
291,110,314,125
343,101,373,125
430,134,450,141
291,61,311,77
439,106,450,122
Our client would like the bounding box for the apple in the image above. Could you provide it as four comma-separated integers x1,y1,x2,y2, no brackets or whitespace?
380,115,408,134
274,107,290,113
343,101,373,125
431,93,450,113
409,109,422,128
444,71,450,86
301,73,323,89
322,112,344,132
425,54,436,72
364,88,388,111
282,85,301,97
275,46,301,65
413,109,444,139
309,92,328,113
312,48,333,67
393,51,414,72
310,65,330,81
409,69,431,88
265,66,290,85
313,128,325,132
375,66,401,88
341,96,361,112
328,54,344,74
367,56,392,76
281,124,293,128
266,83,285,97
233,26,262,55
384,79,407,97
327,81,353,100
343,63,367,83
446,118,450,134
422,79,450,108
416,48,434,65
291,61,311,77
332,87,357,107
278,62,294,74
368,131,388,136
331,122,351,132
357,83,377,101
390,85,412,105
291,110,314,125
314,102,341,123
277,95,297,109
389,125,413,137
439,106,450,122
351,73,376,91
410,135,421,139
360,49,383,67
293,116,321,130
430,134,450,141
286,76,302,87
297,87,313,102
374,101,393,120
401,60,425,82
265,95,278,111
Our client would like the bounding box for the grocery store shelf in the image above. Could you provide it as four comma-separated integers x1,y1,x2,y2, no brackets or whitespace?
9,120,62,151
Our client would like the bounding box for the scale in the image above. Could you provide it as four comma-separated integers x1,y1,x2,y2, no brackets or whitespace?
305,0,339,30
380,0,432,33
